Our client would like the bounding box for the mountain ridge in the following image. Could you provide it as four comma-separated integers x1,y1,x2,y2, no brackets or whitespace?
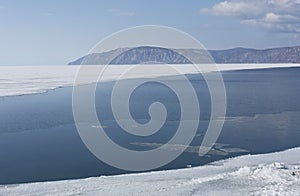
69,45,300,65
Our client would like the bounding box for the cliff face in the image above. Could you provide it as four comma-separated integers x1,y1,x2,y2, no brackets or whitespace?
68,46,300,65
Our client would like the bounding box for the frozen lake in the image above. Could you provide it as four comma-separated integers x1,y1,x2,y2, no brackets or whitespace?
0,65,300,186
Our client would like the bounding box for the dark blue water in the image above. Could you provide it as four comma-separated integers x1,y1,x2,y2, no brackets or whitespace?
0,67,300,184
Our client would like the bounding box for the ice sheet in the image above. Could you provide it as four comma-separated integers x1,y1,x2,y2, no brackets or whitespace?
0,64,299,97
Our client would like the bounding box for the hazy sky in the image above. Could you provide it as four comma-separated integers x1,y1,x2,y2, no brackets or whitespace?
0,0,299,65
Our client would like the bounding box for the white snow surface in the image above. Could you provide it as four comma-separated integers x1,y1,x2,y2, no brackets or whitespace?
0,148,299,196
0,64,299,97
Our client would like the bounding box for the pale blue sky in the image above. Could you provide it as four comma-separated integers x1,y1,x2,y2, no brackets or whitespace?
0,0,299,65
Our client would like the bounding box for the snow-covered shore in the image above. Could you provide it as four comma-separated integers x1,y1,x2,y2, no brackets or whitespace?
0,148,299,196
0,64,299,97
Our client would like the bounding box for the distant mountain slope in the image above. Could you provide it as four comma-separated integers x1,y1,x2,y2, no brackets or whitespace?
69,46,300,65
210,47,300,63
109,46,191,64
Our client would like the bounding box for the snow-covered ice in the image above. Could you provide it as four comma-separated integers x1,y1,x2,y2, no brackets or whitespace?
0,64,299,97
0,66,78,97
0,148,299,196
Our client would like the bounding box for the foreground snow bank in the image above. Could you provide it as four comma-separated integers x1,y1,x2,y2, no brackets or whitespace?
0,64,299,97
1,148,299,196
